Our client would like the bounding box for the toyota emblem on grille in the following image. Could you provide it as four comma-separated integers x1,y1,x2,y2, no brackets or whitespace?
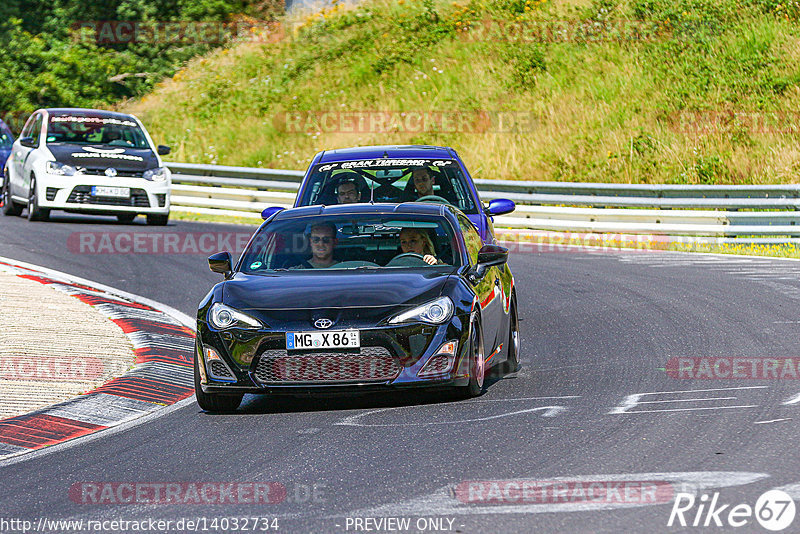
314,318,333,329
105,168,118,177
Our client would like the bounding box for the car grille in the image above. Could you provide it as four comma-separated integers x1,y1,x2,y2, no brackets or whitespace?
209,361,234,380
419,354,452,376
254,347,401,384
46,187,58,201
80,168,145,178
67,186,150,207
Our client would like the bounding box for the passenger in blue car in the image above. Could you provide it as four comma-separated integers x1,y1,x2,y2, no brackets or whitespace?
411,168,435,198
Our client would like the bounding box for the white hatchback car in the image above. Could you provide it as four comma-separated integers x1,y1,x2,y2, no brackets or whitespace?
2,108,171,224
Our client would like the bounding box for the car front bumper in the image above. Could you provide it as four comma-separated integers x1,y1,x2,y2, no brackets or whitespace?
196,314,474,395
36,173,170,214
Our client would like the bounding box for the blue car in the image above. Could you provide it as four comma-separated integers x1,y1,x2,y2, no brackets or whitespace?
287,145,516,243
0,119,14,184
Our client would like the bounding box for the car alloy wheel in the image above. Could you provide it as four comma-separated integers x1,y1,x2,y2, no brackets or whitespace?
504,294,520,374
26,175,49,221
459,314,485,398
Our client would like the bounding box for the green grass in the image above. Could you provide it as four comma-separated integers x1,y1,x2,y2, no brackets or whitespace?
122,0,800,184
170,210,261,225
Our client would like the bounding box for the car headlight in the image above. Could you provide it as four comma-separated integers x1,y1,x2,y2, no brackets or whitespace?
143,166,168,181
208,303,262,330
389,296,454,325
46,161,78,176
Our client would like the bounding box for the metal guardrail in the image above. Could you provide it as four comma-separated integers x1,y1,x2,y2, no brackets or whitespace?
164,162,800,240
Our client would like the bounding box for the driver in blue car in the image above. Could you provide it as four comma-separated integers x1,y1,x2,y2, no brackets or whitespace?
336,178,361,204
398,228,439,265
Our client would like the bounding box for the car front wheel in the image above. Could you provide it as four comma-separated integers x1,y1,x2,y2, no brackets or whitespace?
194,353,243,413
503,293,520,374
2,175,22,216
27,175,49,222
457,314,485,398
147,213,168,226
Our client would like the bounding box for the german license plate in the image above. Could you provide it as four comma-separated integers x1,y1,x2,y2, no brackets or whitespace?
286,330,360,350
91,186,129,198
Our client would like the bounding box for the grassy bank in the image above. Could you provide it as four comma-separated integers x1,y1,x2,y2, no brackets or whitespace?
123,0,800,184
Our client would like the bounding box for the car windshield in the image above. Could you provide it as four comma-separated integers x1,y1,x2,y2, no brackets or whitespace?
296,159,478,214
239,214,461,273
46,114,150,149
0,122,13,148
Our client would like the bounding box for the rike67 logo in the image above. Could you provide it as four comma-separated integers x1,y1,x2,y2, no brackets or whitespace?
668,490,796,531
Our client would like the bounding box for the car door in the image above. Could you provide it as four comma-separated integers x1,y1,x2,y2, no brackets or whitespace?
12,113,41,197
9,115,33,195
21,113,43,196
458,212,502,356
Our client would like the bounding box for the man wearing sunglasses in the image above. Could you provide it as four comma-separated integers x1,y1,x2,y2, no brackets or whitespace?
294,222,339,269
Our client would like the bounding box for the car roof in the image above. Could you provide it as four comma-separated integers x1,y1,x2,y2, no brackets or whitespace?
39,108,138,121
271,202,454,222
316,145,456,163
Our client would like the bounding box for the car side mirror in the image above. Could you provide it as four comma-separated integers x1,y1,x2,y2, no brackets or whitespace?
486,198,515,217
208,251,233,278
157,145,171,155
19,136,36,148
471,244,509,281
261,206,284,220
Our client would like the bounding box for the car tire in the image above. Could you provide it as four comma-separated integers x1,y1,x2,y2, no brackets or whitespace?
502,293,520,374
27,176,49,222
458,314,485,398
146,213,168,226
194,352,243,413
117,213,137,224
2,176,22,216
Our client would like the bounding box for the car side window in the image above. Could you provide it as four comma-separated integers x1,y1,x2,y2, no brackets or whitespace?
30,114,43,145
20,116,34,138
457,213,481,266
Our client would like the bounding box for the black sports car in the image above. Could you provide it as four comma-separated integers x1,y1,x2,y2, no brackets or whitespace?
194,202,519,411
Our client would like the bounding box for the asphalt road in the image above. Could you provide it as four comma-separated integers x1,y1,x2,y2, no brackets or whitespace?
2,212,800,533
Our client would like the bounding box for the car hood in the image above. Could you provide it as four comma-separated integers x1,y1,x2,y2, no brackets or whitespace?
47,143,158,172
224,269,453,311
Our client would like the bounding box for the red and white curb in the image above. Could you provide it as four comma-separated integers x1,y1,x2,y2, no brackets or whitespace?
0,257,196,461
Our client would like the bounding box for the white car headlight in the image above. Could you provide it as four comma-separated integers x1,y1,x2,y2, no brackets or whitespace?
208,303,262,330
389,296,454,325
46,161,78,176
143,166,168,181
